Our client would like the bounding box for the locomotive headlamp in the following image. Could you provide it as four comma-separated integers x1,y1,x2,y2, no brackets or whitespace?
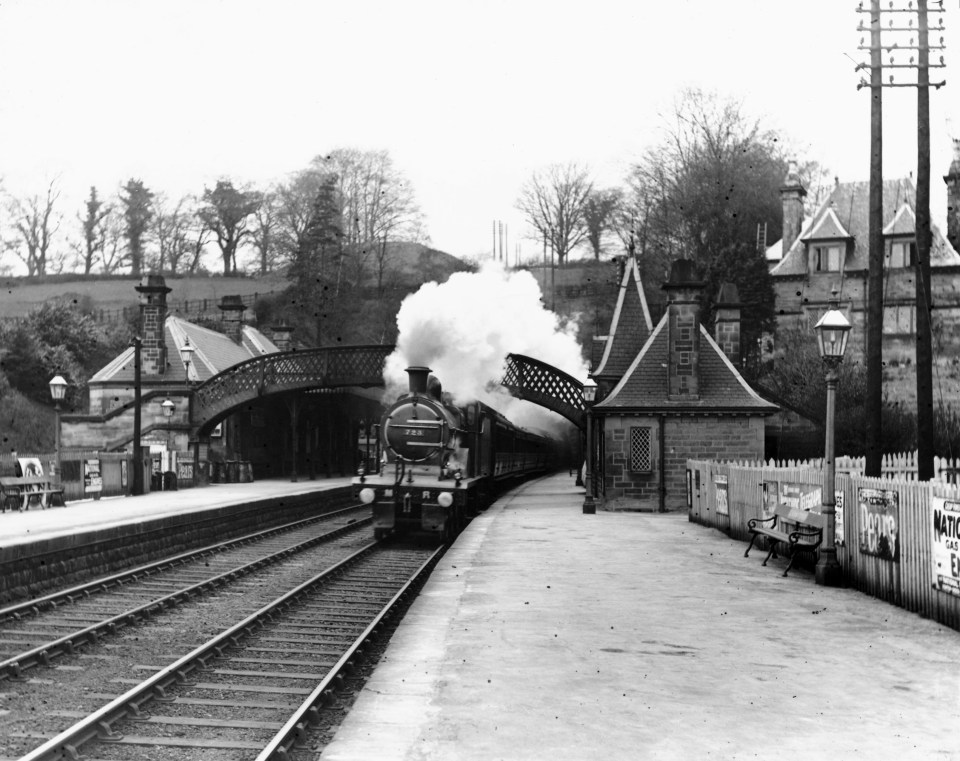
437,491,454,508
359,488,376,504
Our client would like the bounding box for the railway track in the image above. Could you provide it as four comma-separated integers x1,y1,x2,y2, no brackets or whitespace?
16,543,442,761
0,505,372,683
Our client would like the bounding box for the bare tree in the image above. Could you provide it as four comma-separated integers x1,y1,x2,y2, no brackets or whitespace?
99,208,127,275
250,190,281,275
197,180,262,275
153,194,195,275
516,163,593,266
5,179,62,277
583,188,623,259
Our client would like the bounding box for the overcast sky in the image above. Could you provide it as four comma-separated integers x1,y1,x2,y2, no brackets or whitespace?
0,0,957,271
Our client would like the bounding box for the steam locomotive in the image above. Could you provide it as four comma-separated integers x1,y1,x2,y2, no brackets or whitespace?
353,366,555,540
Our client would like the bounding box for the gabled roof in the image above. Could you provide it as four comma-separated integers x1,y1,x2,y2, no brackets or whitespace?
803,207,852,241
90,315,279,384
770,178,960,276
594,317,778,414
592,256,653,380
883,204,916,236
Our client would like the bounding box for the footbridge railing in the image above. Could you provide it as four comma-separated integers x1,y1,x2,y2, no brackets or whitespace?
501,353,585,428
192,344,394,431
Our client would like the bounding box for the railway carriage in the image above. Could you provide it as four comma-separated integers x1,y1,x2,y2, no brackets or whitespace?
353,366,554,540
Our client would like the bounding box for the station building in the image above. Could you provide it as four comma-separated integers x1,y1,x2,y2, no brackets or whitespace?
767,148,960,362
589,257,778,511
61,275,383,485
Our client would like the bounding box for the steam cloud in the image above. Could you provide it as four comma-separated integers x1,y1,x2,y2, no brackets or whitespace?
384,262,587,434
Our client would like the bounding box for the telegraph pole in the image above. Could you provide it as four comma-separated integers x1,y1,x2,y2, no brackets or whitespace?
855,0,946,478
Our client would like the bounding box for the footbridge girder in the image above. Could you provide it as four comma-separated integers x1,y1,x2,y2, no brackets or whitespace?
500,353,585,429
191,344,394,435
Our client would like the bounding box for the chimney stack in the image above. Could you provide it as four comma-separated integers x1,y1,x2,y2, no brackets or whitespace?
780,160,807,257
135,274,171,376
662,259,706,400
406,366,431,395
945,138,960,253
271,323,294,352
219,295,246,345
714,283,742,368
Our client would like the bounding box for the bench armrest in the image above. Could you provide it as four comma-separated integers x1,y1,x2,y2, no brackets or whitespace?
788,526,823,546
747,514,777,531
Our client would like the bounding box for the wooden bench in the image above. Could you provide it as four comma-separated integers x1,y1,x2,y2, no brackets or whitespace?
0,476,65,512
744,504,826,577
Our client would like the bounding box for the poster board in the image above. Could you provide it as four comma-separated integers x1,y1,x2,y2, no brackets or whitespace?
84,459,103,494
857,487,899,561
714,474,729,516
931,497,960,597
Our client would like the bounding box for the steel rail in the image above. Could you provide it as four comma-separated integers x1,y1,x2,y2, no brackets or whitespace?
0,511,371,681
0,503,366,624
256,544,445,760
17,542,382,761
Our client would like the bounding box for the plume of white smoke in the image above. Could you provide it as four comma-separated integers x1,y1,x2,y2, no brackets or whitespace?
384,262,587,434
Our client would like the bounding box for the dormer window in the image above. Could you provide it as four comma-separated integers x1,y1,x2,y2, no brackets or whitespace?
813,244,842,272
887,240,917,268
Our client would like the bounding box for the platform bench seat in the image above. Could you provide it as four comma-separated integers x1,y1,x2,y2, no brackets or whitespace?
0,476,65,512
744,504,825,577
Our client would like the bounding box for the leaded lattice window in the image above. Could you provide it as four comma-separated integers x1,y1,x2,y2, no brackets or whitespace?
630,427,653,472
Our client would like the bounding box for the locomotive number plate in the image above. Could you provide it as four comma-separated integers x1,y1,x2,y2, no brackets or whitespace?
422,490,432,500
404,429,425,437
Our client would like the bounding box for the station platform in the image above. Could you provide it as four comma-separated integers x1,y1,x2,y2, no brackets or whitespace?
319,472,960,761
0,477,352,546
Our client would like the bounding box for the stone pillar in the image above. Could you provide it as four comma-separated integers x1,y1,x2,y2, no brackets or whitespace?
780,160,807,257
219,295,247,345
714,282,742,368
135,275,172,376
271,323,294,352
662,259,705,400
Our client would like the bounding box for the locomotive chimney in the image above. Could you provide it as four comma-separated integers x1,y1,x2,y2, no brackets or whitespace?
406,366,431,394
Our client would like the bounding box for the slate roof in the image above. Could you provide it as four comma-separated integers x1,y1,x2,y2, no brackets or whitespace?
90,316,279,384
594,317,778,415
591,256,653,380
769,178,960,276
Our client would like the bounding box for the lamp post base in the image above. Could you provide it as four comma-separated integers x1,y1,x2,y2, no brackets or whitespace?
815,549,843,587
582,496,596,515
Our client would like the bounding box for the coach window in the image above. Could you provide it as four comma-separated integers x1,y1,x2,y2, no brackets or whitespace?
630,427,654,473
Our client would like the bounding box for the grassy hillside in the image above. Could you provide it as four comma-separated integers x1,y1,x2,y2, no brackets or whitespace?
0,243,470,319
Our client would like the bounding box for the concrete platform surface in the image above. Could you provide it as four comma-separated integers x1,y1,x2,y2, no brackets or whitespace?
0,477,352,546
320,473,960,761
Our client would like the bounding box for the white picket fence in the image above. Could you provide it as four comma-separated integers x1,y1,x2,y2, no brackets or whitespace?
716,451,960,484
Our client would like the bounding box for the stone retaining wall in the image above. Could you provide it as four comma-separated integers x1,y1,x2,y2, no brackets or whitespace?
0,487,354,605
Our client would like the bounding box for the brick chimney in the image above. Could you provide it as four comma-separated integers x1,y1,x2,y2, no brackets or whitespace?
219,295,246,345
135,274,171,376
662,258,706,400
714,282,742,368
945,138,960,253
271,323,294,352
780,160,807,257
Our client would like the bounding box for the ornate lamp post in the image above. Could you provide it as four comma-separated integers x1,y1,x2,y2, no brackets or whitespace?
161,398,176,490
48,375,67,478
178,338,195,383
813,299,851,587
131,336,144,496
582,378,598,515
178,337,197,485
